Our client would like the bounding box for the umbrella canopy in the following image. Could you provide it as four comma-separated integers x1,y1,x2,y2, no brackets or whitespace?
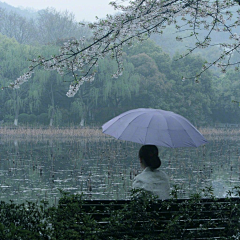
102,108,207,148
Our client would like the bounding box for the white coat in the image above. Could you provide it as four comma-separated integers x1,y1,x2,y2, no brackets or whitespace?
132,167,170,200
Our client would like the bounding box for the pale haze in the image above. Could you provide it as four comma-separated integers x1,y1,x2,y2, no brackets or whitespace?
2,0,119,22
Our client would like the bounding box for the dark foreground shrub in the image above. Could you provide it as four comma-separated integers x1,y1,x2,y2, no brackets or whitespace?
0,187,239,239
0,200,51,239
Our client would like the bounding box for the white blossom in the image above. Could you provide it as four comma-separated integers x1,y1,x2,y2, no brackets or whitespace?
9,0,240,95
10,71,33,89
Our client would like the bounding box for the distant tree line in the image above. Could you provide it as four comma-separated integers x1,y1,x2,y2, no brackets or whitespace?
0,7,91,45
0,7,239,127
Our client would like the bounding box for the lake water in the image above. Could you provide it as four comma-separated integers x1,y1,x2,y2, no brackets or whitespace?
0,130,240,204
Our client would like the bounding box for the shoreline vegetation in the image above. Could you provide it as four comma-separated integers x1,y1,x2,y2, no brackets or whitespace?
0,126,239,142
0,189,240,239
0,126,104,142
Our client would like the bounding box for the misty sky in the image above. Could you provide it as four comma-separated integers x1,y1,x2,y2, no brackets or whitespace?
2,0,119,22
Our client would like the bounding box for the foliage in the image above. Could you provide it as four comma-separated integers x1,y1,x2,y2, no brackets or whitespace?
36,8,91,45
0,32,232,126
37,113,49,125
213,69,240,123
0,200,51,239
8,0,240,97
0,6,91,46
0,34,74,126
0,187,240,239
0,8,37,44
0,32,235,126
1,1,240,127
18,113,35,124
49,191,99,240
100,190,162,239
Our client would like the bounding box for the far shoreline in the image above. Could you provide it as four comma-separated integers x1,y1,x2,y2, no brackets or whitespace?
0,126,239,142
0,126,104,141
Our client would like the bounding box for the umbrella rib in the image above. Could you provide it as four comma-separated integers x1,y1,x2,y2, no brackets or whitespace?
170,114,199,147
102,110,142,131
146,113,174,147
165,114,174,147
102,108,149,133
144,114,154,143
103,110,147,138
117,112,149,141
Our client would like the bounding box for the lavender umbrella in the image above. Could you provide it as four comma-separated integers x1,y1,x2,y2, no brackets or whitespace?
102,108,207,148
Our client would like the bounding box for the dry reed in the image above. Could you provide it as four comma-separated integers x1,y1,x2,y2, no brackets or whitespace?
199,127,240,140
0,127,108,142
0,126,239,142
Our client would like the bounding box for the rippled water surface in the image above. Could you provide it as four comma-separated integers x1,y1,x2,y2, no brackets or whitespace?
0,132,239,203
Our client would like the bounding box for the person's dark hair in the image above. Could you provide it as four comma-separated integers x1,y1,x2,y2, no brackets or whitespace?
138,145,161,170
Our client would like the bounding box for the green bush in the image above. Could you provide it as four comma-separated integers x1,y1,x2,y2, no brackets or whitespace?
37,113,49,125
0,187,239,239
18,113,37,125
50,191,99,240
28,114,36,124
0,200,51,239
3,114,14,123
18,113,29,124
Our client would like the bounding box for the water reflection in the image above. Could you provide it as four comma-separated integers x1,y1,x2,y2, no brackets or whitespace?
0,135,239,203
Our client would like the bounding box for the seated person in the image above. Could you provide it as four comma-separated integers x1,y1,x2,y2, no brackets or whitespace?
132,145,170,200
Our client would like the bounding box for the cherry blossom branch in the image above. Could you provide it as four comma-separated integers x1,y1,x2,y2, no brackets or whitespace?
9,0,240,96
